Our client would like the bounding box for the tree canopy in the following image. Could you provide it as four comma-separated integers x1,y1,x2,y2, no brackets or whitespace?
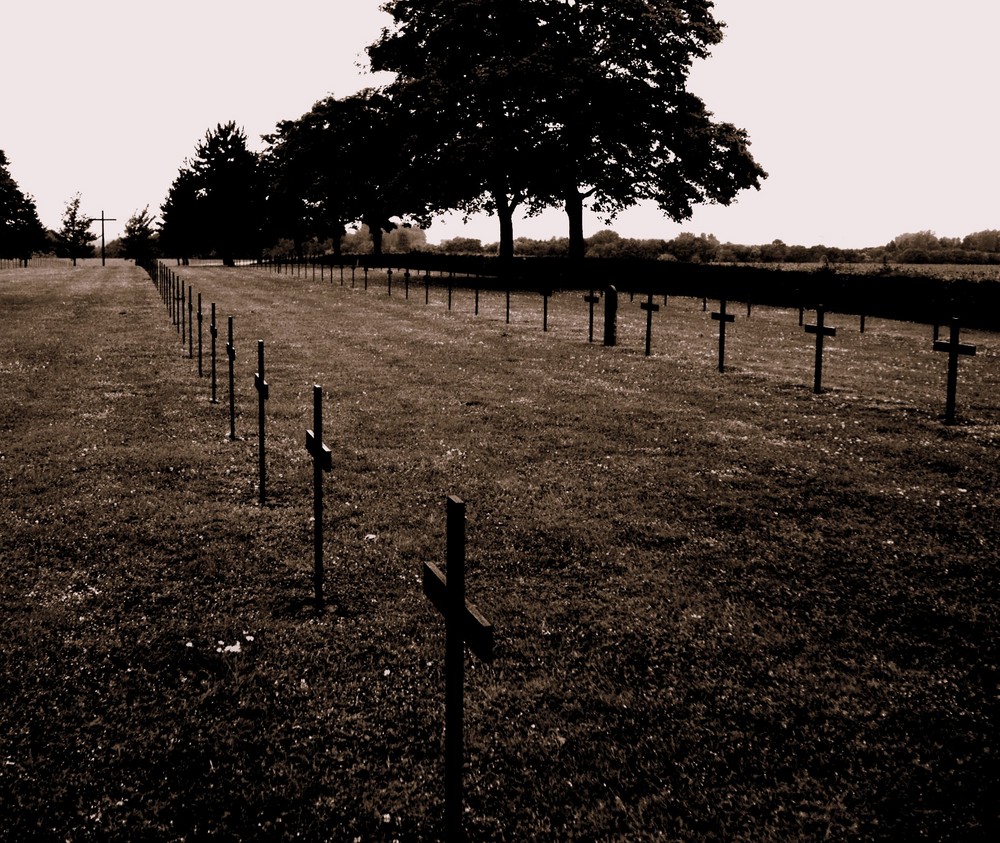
54,193,96,266
160,122,264,265
369,0,767,259
0,150,48,262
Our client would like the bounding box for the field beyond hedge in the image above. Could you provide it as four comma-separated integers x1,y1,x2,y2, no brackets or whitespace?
1,261,997,841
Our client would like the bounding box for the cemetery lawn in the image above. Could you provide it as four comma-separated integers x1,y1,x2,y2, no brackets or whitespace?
1,261,997,841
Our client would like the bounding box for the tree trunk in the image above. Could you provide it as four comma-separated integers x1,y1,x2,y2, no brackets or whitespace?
369,224,384,257
492,189,516,263
565,189,585,261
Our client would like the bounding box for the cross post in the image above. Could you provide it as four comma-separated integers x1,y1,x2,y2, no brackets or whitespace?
404,268,410,299
640,291,660,357
505,289,511,324
540,289,553,332
255,340,269,505
933,317,977,424
226,316,238,440
804,305,837,394
306,385,333,611
448,277,454,311
711,299,736,372
197,293,204,377
583,289,600,343
209,304,219,404
180,283,187,345
425,271,431,304
423,496,494,840
387,267,393,297
187,287,193,358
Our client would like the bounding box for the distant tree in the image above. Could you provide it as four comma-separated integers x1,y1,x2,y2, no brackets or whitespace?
962,230,1000,253
158,166,202,264
437,236,485,255
119,206,157,265
383,225,428,253
264,91,428,258
0,150,48,263
55,193,96,266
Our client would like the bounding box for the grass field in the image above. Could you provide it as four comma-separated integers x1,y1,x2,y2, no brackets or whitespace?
1,261,997,841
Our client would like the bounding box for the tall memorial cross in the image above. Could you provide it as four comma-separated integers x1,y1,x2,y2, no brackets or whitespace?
933,318,977,425
176,277,185,336
255,340,269,505
540,289,553,332
209,304,219,404
583,289,600,343
640,291,660,357
306,385,333,611
711,299,735,373
422,496,494,840
90,210,116,266
804,305,837,394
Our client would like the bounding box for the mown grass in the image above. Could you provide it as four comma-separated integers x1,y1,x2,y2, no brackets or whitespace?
1,261,997,841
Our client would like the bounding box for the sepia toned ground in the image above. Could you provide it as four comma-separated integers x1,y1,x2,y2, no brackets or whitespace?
1,261,996,840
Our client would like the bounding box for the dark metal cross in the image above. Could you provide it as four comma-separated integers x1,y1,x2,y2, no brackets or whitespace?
804,305,837,394
640,291,660,357
583,289,600,343
711,299,735,373
89,210,116,266
210,303,219,404
187,287,193,359
423,496,494,841
197,294,204,377
306,385,333,611
255,340,269,505
933,317,977,424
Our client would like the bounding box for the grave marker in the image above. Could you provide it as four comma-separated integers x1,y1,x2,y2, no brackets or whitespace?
210,303,219,404
404,268,410,299
604,286,618,346
711,299,735,373
540,289,553,332
306,385,333,611
255,340,269,504
584,289,600,343
422,496,494,840
933,317,977,425
226,316,238,440
640,291,659,357
387,267,393,297
197,294,204,377
804,305,837,394
187,287,193,359
425,271,431,304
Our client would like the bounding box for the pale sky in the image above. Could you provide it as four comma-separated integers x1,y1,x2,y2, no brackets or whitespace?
2,1,997,249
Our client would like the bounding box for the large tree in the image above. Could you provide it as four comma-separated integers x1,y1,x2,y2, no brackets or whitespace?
370,0,767,260
263,90,429,257
0,150,48,264
369,1,550,261
55,193,96,266
160,122,264,266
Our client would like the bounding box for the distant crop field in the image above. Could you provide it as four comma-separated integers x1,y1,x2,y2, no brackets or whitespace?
731,261,1000,283
1,262,996,840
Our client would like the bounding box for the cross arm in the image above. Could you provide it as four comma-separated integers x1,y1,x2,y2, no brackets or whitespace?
423,561,494,662
933,340,977,356
805,324,837,337
306,430,332,471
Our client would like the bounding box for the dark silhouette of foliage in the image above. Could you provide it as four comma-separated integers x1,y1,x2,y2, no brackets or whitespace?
119,206,158,264
369,0,767,260
0,150,48,263
160,122,264,265
54,193,96,266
